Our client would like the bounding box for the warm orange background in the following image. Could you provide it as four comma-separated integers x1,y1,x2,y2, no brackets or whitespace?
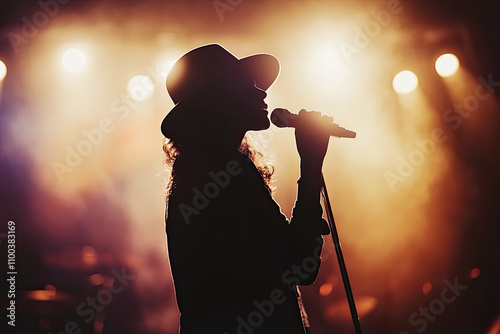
0,1,498,333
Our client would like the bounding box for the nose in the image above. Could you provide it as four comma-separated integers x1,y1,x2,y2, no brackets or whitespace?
254,86,267,100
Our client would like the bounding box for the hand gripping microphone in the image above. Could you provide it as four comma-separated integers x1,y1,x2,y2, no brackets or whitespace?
271,108,356,138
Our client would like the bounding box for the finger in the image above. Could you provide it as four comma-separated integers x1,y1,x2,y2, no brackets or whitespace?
321,115,334,123
299,110,322,120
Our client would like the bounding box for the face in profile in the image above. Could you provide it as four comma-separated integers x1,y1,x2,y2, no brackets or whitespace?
214,69,270,132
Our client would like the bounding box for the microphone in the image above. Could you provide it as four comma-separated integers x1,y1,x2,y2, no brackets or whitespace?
271,108,356,138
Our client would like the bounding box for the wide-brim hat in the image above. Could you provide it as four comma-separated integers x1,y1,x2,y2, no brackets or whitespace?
161,44,280,139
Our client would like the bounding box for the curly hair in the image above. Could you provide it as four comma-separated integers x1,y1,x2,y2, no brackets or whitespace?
162,136,274,196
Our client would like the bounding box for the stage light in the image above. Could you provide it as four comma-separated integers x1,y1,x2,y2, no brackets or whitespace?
435,53,459,77
422,282,432,295
392,70,418,94
470,267,480,279
159,60,176,81
319,283,333,296
62,48,86,72
89,273,105,286
313,43,349,79
127,75,155,102
81,245,97,266
0,60,6,81
94,321,104,334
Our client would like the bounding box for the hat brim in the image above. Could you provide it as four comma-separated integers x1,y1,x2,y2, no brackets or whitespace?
239,53,280,91
161,53,280,139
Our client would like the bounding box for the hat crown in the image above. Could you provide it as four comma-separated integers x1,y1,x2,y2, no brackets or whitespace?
166,44,239,104
161,44,280,139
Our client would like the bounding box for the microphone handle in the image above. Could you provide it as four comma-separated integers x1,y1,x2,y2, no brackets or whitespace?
271,108,356,138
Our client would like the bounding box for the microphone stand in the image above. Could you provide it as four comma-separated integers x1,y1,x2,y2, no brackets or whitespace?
320,173,362,334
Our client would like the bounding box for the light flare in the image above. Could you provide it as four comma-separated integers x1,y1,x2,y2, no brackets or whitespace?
62,48,86,72
393,70,418,94
127,75,155,102
0,60,6,81
435,53,459,77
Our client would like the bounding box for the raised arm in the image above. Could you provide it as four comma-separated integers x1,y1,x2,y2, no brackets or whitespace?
286,109,333,285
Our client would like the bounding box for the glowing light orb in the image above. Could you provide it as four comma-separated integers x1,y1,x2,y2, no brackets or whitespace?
127,75,155,102
89,273,105,286
319,283,333,296
313,44,349,79
422,282,432,295
0,60,6,81
62,48,86,72
435,53,459,77
81,245,97,266
392,70,418,94
470,267,480,279
159,60,176,81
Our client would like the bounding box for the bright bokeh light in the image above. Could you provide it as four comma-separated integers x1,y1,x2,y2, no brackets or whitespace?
127,75,155,102
422,282,432,295
0,60,6,81
62,48,86,72
470,267,480,279
159,60,176,81
313,43,350,79
392,70,418,94
435,53,459,77
81,246,97,266
89,273,105,286
319,283,333,296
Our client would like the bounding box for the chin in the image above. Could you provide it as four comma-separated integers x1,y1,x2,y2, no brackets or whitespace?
250,117,270,131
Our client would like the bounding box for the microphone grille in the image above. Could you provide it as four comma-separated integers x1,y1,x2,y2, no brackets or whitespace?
271,108,293,128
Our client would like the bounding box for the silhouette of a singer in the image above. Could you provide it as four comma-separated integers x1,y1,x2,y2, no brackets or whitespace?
161,44,331,334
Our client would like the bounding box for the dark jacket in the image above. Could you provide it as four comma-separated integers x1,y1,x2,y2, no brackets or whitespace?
166,150,329,334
